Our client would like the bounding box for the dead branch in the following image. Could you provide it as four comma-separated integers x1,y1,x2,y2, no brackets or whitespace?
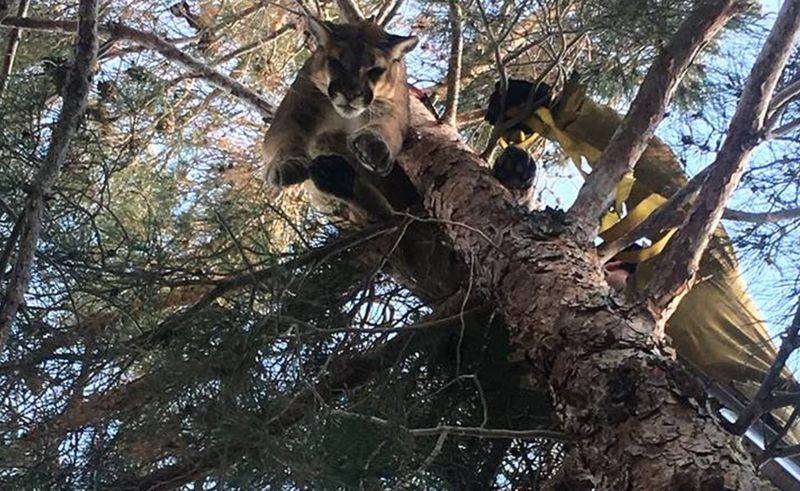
722,206,800,223
441,0,464,126
566,0,740,243
641,0,800,319
0,0,98,352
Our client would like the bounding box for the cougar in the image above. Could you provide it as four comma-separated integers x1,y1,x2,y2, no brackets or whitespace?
262,16,418,220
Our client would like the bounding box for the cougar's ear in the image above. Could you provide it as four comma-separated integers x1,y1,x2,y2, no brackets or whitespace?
381,34,419,60
306,16,334,46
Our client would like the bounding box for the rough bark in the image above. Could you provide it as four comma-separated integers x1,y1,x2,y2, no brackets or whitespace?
567,0,742,242
397,99,761,488
0,0,98,351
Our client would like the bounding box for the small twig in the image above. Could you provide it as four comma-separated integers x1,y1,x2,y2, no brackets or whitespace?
722,206,800,224
475,0,509,160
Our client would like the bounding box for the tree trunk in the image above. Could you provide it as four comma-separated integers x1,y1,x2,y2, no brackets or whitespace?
397,99,761,489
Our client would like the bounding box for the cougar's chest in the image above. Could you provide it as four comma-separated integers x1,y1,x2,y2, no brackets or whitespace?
307,105,367,158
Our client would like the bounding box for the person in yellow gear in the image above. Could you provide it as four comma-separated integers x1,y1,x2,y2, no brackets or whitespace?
485,78,798,442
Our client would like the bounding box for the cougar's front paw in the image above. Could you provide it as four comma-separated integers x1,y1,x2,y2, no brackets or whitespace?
266,157,309,187
348,131,393,177
308,155,356,199
492,146,536,190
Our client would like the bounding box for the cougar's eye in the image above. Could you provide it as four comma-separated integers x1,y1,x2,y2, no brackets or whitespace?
367,67,386,81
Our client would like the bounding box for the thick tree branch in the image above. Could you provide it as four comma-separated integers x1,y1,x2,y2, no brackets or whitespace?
0,16,276,119
396,97,762,488
0,0,98,351
642,0,800,318
0,0,28,97
566,0,740,243
441,0,463,126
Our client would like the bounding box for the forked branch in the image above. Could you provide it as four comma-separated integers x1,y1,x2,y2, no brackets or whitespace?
641,0,800,318
566,0,741,243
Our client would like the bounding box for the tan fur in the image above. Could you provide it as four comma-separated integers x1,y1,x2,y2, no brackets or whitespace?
262,19,418,221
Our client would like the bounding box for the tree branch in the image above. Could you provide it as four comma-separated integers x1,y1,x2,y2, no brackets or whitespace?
723,206,800,223
566,0,740,243
0,0,29,97
441,0,463,126
0,16,276,119
727,300,800,435
642,0,800,318
0,0,98,352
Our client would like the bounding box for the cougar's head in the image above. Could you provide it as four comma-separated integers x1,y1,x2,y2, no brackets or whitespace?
307,18,418,118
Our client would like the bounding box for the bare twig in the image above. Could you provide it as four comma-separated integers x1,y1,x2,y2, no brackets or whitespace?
0,16,277,119
333,410,567,440
642,0,800,318
441,0,464,126
0,0,98,352
566,0,740,243
0,0,28,97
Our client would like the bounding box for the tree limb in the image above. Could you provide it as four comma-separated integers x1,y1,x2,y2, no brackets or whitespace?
0,0,98,352
641,0,800,319
441,0,463,126
566,0,740,243
0,0,28,97
0,16,277,119
723,206,800,223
